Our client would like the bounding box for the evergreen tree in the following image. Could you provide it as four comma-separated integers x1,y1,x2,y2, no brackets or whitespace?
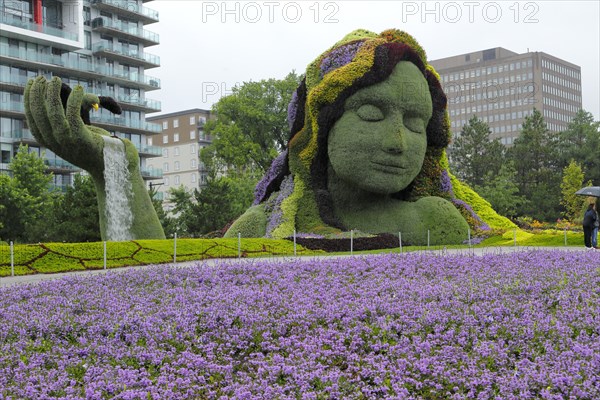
449,116,504,187
49,174,101,242
508,109,561,221
475,161,527,218
557,110,600,185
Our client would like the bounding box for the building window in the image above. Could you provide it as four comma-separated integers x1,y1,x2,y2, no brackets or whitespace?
174,147,180,156
175,175,180,185
191,159,197,168
191,173,197,183
163,135,168,144
162,148,168,157
190,144,196,154
190,116,195,125
190,130,196,140
174,133,179,142
175,161,180,171
164,177,170,186
173,119,179,128
162,121,168,129
147,137,153,146
163,162,169,172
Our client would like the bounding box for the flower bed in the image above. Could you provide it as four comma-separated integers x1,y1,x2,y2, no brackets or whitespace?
1,251,599,399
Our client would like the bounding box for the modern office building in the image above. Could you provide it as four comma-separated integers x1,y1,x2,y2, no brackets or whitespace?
1,0,163,190
429,47,582,145
146,108,212,208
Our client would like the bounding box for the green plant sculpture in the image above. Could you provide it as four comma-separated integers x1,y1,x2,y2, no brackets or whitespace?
24,76,165,241
225,29,514,245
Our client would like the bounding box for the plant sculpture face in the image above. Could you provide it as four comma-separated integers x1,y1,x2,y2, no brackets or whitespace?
327,61,432,195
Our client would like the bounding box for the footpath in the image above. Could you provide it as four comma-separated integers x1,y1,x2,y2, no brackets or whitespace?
0,246,593,288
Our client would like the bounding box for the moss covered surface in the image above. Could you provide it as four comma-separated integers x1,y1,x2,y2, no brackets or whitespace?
0,239,320,277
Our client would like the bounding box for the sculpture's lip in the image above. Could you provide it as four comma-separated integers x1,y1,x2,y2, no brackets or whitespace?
371,160,406,172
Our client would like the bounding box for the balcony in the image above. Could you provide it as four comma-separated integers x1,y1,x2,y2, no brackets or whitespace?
95,89,161,113
43,158,80,173
0,100,24,118
0,69,31,92
141,166,163,179
92,41,160,69
91,17,159,47
11,129,37,145
0,12,79,44
198,134,213,144
89,115,162,134
0,45,161,91
137,144,162,157
90,0,159,25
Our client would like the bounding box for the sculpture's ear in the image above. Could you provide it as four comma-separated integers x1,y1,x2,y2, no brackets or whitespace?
99,96,122,115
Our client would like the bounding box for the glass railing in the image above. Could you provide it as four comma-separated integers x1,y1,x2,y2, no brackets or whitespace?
90,0,159,21
89,115,162,133
198,134,213,142
137,144,162,156
95,89,161,111
0,100,24,113
0,12,79,41
0,70,30,87
91,17,159,44
0,45,161,88
44,158,79,171
92,42,160,66
141,166,163,178
10,129,35,141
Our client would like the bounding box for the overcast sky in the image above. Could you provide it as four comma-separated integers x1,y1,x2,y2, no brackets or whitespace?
148,1,600,120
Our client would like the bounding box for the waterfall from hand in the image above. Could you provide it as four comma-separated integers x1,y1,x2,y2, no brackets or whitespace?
102,136,133,241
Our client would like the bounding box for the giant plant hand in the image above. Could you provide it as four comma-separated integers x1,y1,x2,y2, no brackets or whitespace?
24,76,165,240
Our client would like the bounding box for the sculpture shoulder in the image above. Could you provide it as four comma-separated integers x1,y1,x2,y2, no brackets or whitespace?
412,196,468,228
224,204,268,238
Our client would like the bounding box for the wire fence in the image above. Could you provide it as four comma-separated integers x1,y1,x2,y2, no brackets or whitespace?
0,228,584,278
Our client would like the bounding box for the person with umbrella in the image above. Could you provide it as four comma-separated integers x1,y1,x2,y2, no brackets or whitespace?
576,186,600,249
582,203,598,249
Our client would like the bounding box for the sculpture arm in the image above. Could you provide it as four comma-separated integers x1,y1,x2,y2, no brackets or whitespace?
24,76,165,240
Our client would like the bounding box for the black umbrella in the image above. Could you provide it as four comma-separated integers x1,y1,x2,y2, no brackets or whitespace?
575,186,600,198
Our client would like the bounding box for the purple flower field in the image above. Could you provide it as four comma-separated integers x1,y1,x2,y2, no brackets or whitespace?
1,251,599,399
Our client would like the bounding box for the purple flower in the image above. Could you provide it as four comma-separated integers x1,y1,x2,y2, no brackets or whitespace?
253,150,288,205
319,41,365,77
287,89,299,131
440,169,453,195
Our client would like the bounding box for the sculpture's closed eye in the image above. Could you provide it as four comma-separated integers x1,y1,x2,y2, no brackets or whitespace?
357,104,384,121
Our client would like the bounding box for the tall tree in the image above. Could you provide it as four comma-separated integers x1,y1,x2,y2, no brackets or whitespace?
201,72,300,175
557,110,600,185
49,174,101,242
508,109,561,221
0,145,53,242
559,160,588,223
449,116,504,187
474,161,527,218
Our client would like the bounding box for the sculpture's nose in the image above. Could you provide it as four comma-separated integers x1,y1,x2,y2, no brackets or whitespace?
381,128,407,154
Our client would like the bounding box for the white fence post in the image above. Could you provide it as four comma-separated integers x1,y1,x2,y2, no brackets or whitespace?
293,230,297,256
427,230,430,249
350,230,353,255
103,241,107,270
173,233,177,263
399,232,402,254
564,228,567,246
10,241,14,277
238,232,241,258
